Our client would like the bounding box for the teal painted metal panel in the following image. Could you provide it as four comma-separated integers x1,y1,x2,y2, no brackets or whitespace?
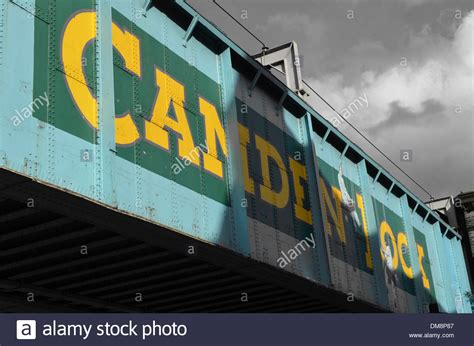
305,113,331,286
357,160,390,310
0,0,471,313
218,47,250,255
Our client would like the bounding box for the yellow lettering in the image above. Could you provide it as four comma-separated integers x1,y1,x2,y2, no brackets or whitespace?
356,193,373,269
237,124,255,194
319,179,346,243
255,134,289,209
397,232,414,279
289,158,312,225
111,23,141,76
199,97,228,178
145,69,198,164
62,13,142,144
62,11,98,128
417,244,431,289
112,22,141,145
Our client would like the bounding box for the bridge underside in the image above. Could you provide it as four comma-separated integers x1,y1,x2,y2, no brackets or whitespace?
0,168,386,313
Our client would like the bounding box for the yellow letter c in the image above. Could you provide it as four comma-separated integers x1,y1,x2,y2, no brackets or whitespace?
62,11,98,129
62,11,141,144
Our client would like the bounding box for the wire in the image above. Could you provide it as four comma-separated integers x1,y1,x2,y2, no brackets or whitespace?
301,79,434,200
265,63,433,199
210,0,434,200
212,0,268,50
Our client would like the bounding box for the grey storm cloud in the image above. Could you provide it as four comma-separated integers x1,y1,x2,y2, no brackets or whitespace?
366,100,446,135
189,0,474,199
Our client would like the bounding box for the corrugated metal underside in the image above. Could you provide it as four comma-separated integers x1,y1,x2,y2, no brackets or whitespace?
0,168,385,313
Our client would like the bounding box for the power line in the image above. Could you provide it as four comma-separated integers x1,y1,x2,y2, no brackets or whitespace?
210,0,434,200
301,79,434,200
265,62,434,200
212,0,268,50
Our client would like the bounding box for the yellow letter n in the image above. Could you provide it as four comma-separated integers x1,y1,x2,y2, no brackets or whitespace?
320,178,346,243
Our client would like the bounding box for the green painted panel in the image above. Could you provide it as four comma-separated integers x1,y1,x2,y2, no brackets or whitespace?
317,158,373,274
34,0,96,143
414,228,437,302
372,197,416,295
237,99,313,241
33,3,229,205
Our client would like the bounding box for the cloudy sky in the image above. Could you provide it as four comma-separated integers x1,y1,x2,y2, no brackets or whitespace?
188,0,474,201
